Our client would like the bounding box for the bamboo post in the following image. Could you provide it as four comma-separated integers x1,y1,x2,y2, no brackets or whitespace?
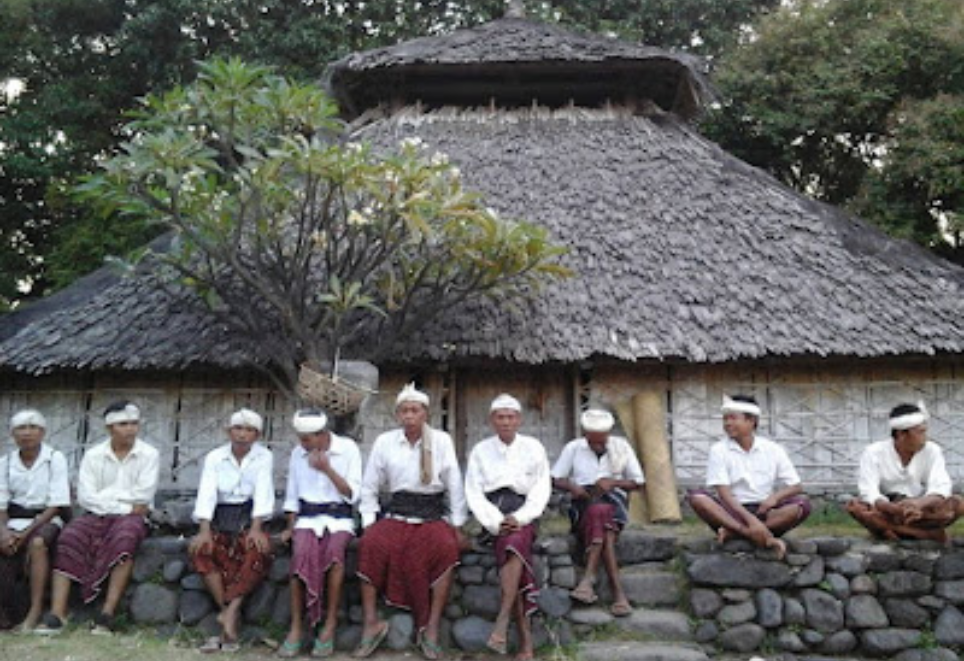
613,398,649,524
631,389,682,522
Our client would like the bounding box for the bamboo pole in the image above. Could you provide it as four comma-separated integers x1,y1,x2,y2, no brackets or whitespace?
630,388,681,522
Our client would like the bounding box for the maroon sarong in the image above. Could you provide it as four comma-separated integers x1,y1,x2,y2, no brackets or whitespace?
291,529,352,626
0,523,59,629
494,523,539,617
687,489,811,534
578,502,621,552
191,531,272,604
357,519,459,629
53,513,148,603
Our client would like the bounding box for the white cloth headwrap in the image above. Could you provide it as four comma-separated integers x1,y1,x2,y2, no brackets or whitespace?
889,401,929,431
721,395,761,417
293,410,328,434
396,383,430,408
230,408,263,432
105,403,140,426
10,409,46,430
490,393,522,413
581,409,615,433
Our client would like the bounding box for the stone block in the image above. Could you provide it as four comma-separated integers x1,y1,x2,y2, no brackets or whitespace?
179,589,214,625
860,628,922,656
878,571,932,597
826,572,851,599
689,588,722,618
792,556,825,587
243,581,276,623
688,555,793,588
934,551,964,580
130,583,179,624
933,605,964,646
616,531,677,563
133,550,166,583
612,609,692,641
819,629,858,654
755,588,782,628
884,598,930,628
162,559,186,583
826,553,869,577
718,601,755,626
846,594,889,628
934,580,964,604
801,588,844,632
451,615,492,652
811,537,851,556
717,623,765,653
386,613,414,650
851,574,876,594
462,585,500,618
537,587,571,618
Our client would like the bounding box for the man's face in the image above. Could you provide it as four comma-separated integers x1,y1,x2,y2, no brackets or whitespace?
723,412,755,439
585,431,609,455
298,430,328,451
490,409,522,440
228,425,260,446
108,420,140,444
12,424,45,452
396,402,428,432
896,424,927,456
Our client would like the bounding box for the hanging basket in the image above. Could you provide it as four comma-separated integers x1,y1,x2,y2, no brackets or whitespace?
297,363,373,416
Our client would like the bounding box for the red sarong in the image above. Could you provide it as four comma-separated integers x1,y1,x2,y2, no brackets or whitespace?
578,502,621,552
494,523,539,617
357,519,459,629
53,513,147,603
291,529,352,626
191,531,272,604
0,523,59,628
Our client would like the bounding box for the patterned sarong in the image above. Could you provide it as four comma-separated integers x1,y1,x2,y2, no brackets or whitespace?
53,513,148,603
291,529,352,626
846,495,962,541
191,530,272,604
569,489,630,556
357,519,459,629
0,522,59,628
687,489,811,535
494,524,539,617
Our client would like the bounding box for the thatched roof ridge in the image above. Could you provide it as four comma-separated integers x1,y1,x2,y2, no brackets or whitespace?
3,105,964,373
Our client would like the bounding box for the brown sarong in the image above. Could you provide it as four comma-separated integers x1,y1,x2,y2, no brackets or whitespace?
191,530,272,604
494,524,539,617
687,488,812,535
357,519,459,629
53,513,148,603
0,523,59,629
291,529,352,626
846,496,962,542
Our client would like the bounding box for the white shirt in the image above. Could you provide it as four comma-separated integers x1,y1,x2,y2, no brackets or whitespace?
283,433,362,536
551,436,645,486
857,439,952,504
78,438,160,516
359,428,467,528
465,434,551,535
193,442,275,522
705,435,800,504
0,444,71,531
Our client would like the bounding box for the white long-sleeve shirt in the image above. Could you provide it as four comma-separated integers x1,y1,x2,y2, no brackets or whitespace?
857,439,952,504
359,428,467,528
193,442,275,522
551,436,645,486
283,433,362,536
705,436,800,504
78,438,160,516
465,434,551,535
0,444,71,531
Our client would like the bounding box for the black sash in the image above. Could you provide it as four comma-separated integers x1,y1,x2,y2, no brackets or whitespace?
299,499,353,519
6,503,44,519
386,491,447,521
211,500,253,535
485,487,527,515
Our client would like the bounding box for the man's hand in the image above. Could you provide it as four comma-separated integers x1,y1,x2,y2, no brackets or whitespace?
499,515,521,536
247,529,271,554
308,450,331,474
569,484,591,501
131,504,150,517
757,495,779,516
188,529,213,556
594,478,617,495
744,517,772,548
278,529,293,546
0,528,19,556
897,500,924,524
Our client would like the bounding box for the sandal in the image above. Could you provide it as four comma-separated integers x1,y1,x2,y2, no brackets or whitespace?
352,622,389,658
200,636,223,654
220,640,241,654
311,638,334,658
610,601,632,617
485,632,508,656
569,585,598,605
417,632,443,660
277,639,302,658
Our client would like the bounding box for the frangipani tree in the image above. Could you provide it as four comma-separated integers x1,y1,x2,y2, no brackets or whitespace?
80,58,570,394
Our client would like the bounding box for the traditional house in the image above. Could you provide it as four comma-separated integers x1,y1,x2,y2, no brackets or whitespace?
3,16,964,499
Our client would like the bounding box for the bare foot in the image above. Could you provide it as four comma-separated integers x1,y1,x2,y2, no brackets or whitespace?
515,651,534,661
716,527,734,544
486,632,508,655
766,537,787,560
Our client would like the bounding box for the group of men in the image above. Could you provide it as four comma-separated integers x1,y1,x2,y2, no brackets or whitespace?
1,388,963,659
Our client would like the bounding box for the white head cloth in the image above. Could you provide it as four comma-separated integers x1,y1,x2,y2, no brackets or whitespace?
581,409,615,433
293,409,328,435
11,409,47,430
721,395,761,417
396,383,430,408
230,408,263,432
490,393,522,413
889,401,929,431
105,403,140,426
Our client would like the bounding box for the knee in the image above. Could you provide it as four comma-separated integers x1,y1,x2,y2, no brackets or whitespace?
29,536,48,551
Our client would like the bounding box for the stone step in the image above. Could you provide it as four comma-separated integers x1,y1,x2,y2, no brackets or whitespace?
611,608,694,642
579,641,710,661
594,568,682,607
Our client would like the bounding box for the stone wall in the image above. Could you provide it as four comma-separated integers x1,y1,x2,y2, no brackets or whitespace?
685,536,964,659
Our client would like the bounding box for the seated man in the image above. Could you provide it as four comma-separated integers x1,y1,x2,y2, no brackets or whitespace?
189,408,274,653
466,394,551,661
40,401,160,634
278,409,361,659
0,410,71,631
846,402,963,543
551,409,644,617
355,384,467,660
688,395,809,558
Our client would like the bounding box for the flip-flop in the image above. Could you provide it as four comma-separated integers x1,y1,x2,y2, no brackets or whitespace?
610,601,632,617
220,640,241,654
311,638,335,658
200,636,223,654
417,632,444,660
353,622,389,658
277,639,302,658
569,586,598,605
485,633,508,655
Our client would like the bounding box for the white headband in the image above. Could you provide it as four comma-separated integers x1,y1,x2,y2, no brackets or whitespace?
230,408,263,432
105,404,140,426
293,410,328,434
890,401,929,431
581,409,614,433
490,393,522,413
396,383,430,408
721,396,761,417
11,409,46,430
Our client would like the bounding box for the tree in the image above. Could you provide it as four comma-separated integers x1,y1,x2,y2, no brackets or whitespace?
79,59,570,392
703,0,964,255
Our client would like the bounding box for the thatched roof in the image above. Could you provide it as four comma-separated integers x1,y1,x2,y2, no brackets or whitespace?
325,17,711,121
3,17,964,374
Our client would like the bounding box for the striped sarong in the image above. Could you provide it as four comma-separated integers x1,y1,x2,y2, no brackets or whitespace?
290,529,352,626
53,513,148,603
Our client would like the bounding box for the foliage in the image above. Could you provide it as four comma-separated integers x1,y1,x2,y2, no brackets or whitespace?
703,0,964,256
79,59,570,391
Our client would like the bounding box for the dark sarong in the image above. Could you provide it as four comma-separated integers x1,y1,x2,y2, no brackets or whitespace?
0,522,59,629
687,488,811,536
357,518,459,629
291,529,352,626
486,488,539,617
386,491,447,521
191,530,272,604
569,488,630,556
53,513,148,603
846,495,962,542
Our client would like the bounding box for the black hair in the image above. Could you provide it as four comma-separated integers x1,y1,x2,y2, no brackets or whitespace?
728,394,760,429
889,403,922,439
